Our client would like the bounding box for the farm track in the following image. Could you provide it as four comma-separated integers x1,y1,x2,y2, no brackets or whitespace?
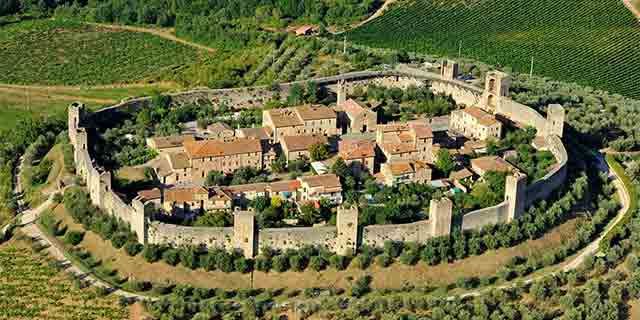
623,0,640,19
88,22,217,54
334,0,399,34
0,85,117,105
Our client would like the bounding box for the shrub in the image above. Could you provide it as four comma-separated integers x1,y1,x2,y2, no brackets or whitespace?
376,253,392,267
124,241,143,256
399,249,419,265
163,248,180,266
52,193,63,204
179,247,198,269
329,255,347,270
309,256,326,271
351,254,372,270
272,255,289,272
216,252,235,273
383,241,403,258
199,252,217,271
64,231,84,246
142,244,163,263
234,256,251,273
350,275,372,297
289,254,306,272
110,232,128,249
124,280,151,292
255,256,272,272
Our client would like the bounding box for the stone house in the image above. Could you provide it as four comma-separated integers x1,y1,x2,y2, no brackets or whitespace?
376,121,434,163
206,122,235,141
146,135,195,153
470,155,517,177
236,127,272,143
298,174,343,205
263,105,338,143
280,135,329,162
338,138,376,174
226,182,269,203
377,160,432,186
267,179,301,202
163,186,233,216
184,138,264,184
450,106,502,141
340,99,377,133
295,25,315,36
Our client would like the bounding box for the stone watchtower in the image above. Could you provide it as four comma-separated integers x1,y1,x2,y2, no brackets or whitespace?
482,71,511,113
429,197,453,237
440,60,460,81
233,210,256,258
336,205,359,256
68,102,85,146
505,172,527,222
90,171,112,208
337,79,347,106
545,104,565,138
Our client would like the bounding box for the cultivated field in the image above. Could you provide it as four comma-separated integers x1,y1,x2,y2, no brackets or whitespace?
0,19,203,86
0,82,179,130
347,0,640,99
0,237,128,319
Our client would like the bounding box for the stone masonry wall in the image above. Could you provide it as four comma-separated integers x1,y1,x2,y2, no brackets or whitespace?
461,202,510,231
259,227,338,252
362,220,432,247
147,222,235,250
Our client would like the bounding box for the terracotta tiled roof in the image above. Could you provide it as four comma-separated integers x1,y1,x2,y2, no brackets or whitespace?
269,180,301,193
165,186,208,203
378,123,410,133
152,157,172,177
148,135,195,149
226,182,269,194
380,142,417,155
295,105,336,121
471,156,516,174
137,188,161,201
184,138,262,159
450,168,474,181
266,108,304,128
210,187,232,201
281,135,328,152
298,174,342,191
339,139,376,159
207,122,233,134
342,99,370,119
462,107,500,127
236,127,271,140
167,152,190,170
387,160,428,176
409,123,434,139
295,25,314,35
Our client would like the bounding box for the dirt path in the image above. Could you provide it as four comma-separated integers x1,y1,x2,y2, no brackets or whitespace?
0,85,117,105
624,0,640,20
333,0,398,34
89,22,216,54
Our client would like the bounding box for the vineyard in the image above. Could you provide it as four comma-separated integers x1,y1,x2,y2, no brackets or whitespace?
0,19,202,86
346,0,640,98
0,239,128,319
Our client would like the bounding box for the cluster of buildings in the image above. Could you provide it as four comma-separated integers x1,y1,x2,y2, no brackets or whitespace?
143,65,528,218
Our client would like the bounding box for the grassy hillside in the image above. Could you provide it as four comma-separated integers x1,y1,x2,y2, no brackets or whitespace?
0,19,203,86
346,0,640,98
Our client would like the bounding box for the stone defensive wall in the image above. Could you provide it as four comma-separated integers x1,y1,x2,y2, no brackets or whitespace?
67,67,568,258
362,220,432,247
